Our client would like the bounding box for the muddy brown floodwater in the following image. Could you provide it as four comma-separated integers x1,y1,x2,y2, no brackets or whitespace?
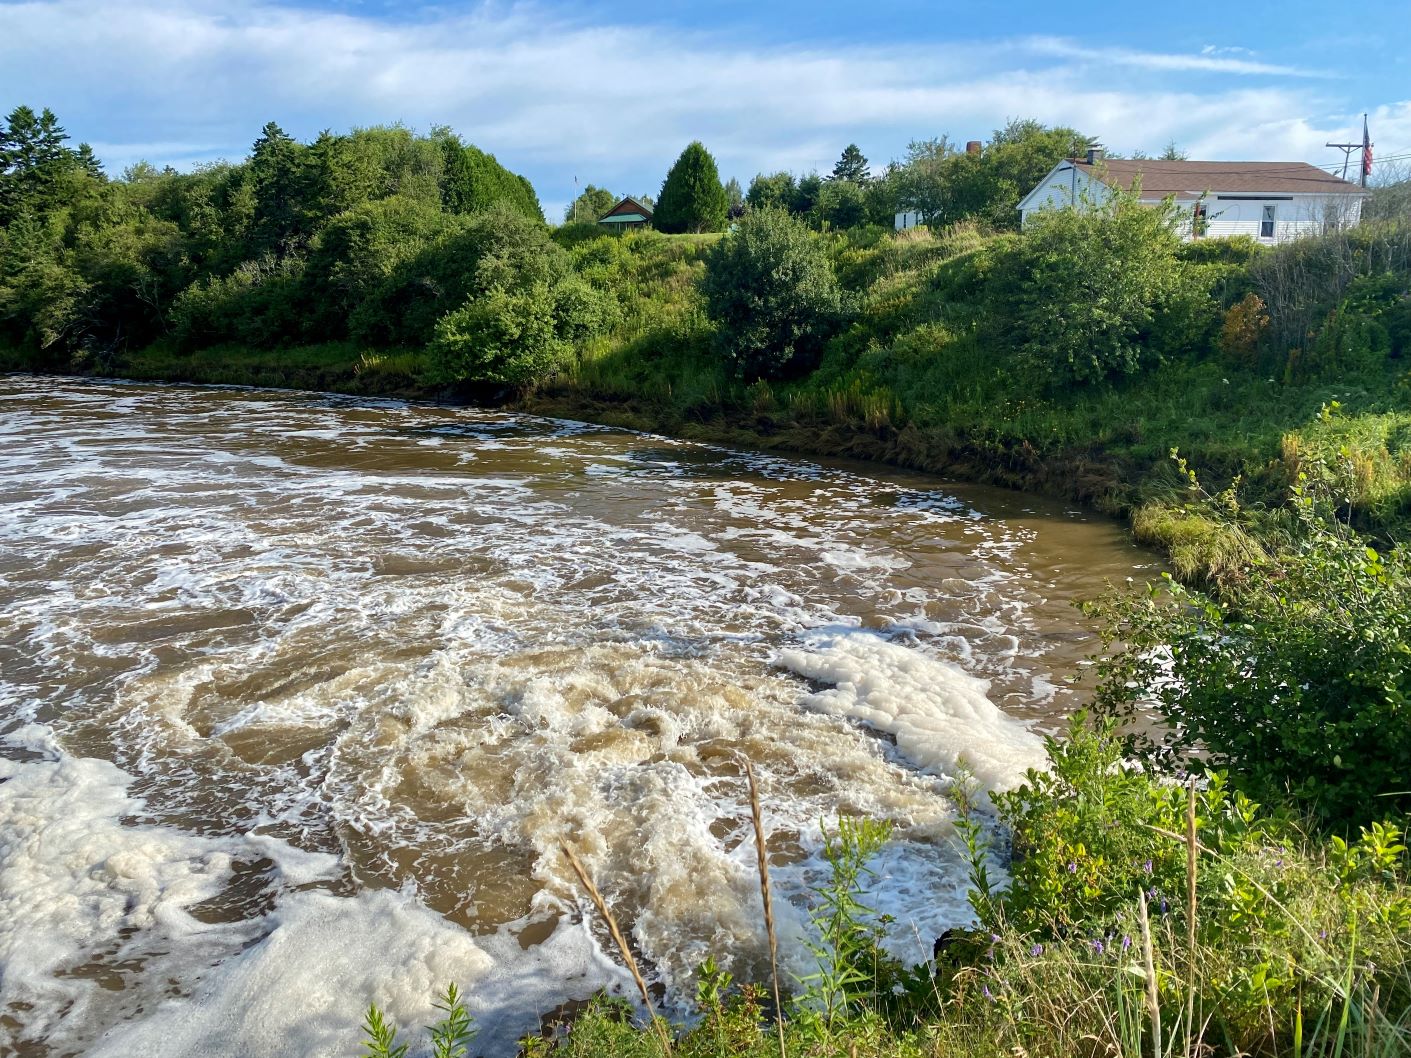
0,376,1156,1056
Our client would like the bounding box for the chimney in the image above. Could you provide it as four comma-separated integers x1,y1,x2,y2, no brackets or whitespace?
1085,143,1105,165
966,140,982,156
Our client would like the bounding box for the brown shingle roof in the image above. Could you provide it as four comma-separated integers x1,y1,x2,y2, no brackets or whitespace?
1076,159,1365,198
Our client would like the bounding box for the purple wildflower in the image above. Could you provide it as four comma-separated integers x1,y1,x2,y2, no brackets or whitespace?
1143,859,1153,874
1092,939,1105,954
983,985,994,1001
1030,944,1044,957
1122,935,1133,952
1068,861,1078,873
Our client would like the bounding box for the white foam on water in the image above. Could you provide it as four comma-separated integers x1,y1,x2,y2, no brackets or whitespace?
0,729,624,1058
777,630,1048,792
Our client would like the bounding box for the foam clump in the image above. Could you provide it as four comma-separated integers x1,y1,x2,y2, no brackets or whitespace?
88,886,495,1058
0,751,239,1039
776,630,1047,792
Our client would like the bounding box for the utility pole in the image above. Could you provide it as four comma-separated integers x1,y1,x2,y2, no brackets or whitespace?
1325,140,1360,181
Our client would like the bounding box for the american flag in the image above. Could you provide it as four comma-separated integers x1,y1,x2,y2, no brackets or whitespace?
1362,116,1373,179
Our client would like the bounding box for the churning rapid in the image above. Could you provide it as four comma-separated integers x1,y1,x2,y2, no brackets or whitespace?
0,376,1153,1056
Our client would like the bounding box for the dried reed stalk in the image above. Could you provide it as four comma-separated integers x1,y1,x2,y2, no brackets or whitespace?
561,841,674,1056
1138,888,1162,1058
1185,778,1198,1054
743,757,788,1058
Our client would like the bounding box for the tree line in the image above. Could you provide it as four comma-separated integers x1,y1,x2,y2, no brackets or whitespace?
565,119,1099,235
0,107,553,364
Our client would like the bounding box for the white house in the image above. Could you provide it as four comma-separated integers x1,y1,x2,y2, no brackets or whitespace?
1017,148,1366,243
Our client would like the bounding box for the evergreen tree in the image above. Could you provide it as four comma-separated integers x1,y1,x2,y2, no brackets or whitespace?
0,105,78,221
654,141,728,234
74,143,105,181
791,172,823,215
248,121,306,256
828,144,870,184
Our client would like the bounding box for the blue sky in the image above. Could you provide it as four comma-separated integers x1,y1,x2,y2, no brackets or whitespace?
3,0,1409,220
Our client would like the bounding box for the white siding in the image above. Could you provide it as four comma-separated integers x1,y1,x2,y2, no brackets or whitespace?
894,211,923,230
1198,194,1363,243
1018,162,1110,226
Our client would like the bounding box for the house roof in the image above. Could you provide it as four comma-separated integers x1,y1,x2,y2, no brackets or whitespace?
600,196,654,221
1075,159,1365,199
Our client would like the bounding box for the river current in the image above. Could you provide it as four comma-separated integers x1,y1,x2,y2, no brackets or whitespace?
0,376,1153,1056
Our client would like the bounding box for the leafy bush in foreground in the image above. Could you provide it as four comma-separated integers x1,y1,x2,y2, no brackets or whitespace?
1092,452,1411,826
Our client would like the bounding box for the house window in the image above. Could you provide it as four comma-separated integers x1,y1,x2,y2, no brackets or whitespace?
1260,203,1276,239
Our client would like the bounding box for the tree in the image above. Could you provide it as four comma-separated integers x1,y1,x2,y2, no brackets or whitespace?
829,144,870,184
815,179,867,229
896,121,1087,230
654,141,728,234
893,137,954,222
724,177,744,217
700,208,842,378
247,121,306,256
792,172,823,215
746,171,796,212
0,105,82,221
565,184,617,223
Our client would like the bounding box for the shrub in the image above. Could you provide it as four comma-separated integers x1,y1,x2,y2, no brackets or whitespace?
700,208,842,379
984,193,1203,385
1092,455,1411,826
1218,292,1270,368
814,180,868,230
168,254,306,349
351,205,564,348
426,283,564,388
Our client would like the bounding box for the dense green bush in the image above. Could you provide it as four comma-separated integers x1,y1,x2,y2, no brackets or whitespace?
700,208,842,378
1093,455,1411,826
168,254,306,349
299,194,453,336
984,193,1204,384
814,179,867,230
426,283,563,387
351,205,563,347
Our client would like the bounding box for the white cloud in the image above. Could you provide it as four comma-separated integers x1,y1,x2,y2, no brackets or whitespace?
0,0,1403,212
1025,36,1328,78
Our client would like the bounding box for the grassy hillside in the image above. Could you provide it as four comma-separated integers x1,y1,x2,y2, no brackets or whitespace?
526,221,1411,583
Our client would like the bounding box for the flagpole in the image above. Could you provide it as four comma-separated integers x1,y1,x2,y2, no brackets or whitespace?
1361,114,1370,189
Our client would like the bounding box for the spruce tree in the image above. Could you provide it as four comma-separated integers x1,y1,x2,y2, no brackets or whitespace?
829,144,870,184
654,141,728,234
248,121,305,256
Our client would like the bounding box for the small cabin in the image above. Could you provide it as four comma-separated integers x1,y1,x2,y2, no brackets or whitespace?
598,196,654,232
1017,148,1366,243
